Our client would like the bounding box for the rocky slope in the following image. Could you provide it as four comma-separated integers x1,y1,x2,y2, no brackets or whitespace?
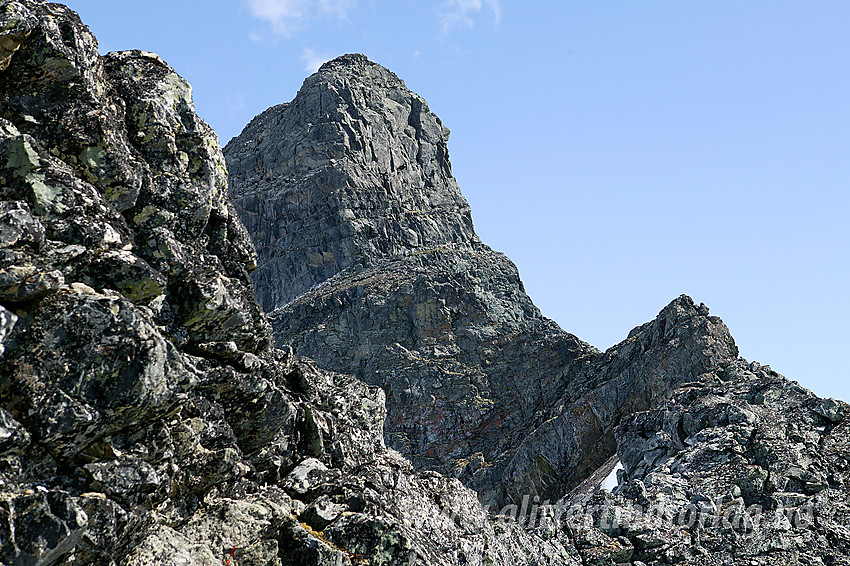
2,3,849,566
563,361,850,565
225,52,850,564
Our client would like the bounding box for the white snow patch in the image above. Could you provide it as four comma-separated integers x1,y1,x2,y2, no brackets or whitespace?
600,460,624,492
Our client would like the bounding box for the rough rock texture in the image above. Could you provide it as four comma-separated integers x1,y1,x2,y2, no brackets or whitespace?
4,3,850,565
225,54,478,312
0,3,580,564
225,55,739,508
557,361,850,565
226,52,850,564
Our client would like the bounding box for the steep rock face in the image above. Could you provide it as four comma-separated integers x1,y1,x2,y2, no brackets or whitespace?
0,3,580,564
224,49,850,562
226,54,478,312
225,55,739,507
490,295,738,507
5,4,850,565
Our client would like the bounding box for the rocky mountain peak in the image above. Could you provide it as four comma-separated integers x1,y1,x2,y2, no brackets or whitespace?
226,57,743,509
315,52,380,72
225,54,477,311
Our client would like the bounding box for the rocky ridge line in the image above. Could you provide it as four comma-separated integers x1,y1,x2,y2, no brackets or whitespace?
1,3,848,565
226,51,850,564
226,54,737,508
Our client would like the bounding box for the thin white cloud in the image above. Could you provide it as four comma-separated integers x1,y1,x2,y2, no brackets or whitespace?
319,0,356,19
245,0,307,37
244,0,356,38
248,30,268,43
226,92,246,115
439,0,502,34
301,48,334,73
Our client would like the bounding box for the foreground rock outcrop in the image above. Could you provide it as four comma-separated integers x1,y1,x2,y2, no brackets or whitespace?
2,3,848,565
0,3,579,564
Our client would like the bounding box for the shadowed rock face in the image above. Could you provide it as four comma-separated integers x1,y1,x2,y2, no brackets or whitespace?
225,54,739,508
225,54,478,312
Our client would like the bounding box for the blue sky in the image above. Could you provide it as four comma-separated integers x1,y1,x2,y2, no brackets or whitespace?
67,1,849,402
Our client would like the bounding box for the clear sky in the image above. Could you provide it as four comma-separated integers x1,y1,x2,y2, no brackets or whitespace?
67,1,849,402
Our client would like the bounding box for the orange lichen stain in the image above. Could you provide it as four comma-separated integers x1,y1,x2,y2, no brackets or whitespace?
292,515,367,564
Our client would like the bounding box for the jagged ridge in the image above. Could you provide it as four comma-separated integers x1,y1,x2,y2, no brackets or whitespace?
1,5,848,566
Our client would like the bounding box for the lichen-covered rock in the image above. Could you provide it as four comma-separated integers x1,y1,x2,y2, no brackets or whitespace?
0,0,268,353
2,3,848,565
555,362,850,565
0,3,581,564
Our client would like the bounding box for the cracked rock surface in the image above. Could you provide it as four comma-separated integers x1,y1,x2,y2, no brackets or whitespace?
560,361,850,565
2,3,849,565
226,52,850,564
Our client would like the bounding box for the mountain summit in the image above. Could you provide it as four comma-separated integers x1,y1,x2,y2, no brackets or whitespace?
226,53,477,311
225,55,739,508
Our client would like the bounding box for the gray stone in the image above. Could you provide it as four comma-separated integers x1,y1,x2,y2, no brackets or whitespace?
0,304,16,356
1,4,848,566
84,459,161,501
0,264,64,301
812,398,846,423
302,495,345,530
283,457,331,497
0,201,45,249
0,489,88,565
